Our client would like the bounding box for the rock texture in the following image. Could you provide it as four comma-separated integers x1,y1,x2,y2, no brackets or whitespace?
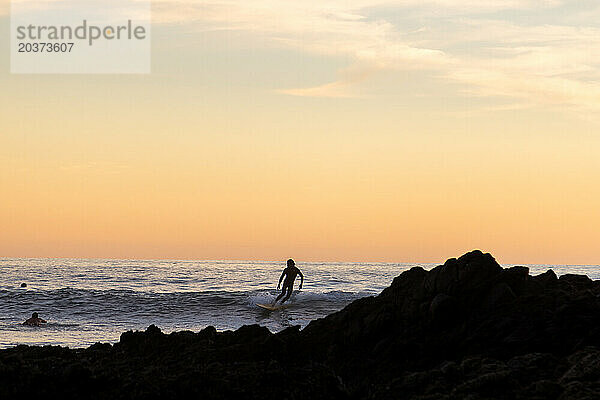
2,250,600,399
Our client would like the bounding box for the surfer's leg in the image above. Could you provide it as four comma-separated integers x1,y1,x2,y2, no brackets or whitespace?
275,286,286,303
281,285,293,303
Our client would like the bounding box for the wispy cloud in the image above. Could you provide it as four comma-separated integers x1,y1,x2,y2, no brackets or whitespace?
440,18,600,112
153,1,453,97
278,64,378,98
140,1,600,111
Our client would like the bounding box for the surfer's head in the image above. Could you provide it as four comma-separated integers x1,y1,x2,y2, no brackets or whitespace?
32,312,38,318
287,259,295,267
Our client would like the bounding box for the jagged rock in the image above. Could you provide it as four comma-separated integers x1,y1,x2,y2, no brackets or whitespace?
429,293,458,323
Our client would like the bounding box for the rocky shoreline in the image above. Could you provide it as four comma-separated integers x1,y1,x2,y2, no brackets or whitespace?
2,250,600,399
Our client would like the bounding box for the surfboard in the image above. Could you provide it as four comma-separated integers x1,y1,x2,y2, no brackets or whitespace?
257,303,289,311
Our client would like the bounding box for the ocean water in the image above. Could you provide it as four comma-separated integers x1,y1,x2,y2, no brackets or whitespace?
0,258,598,349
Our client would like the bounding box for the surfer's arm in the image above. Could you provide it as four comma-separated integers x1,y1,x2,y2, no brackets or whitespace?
298,270,304,289
277,271,286,289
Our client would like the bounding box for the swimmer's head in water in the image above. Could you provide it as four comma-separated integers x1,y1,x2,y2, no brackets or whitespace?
287,259,295,267
32,312,38,318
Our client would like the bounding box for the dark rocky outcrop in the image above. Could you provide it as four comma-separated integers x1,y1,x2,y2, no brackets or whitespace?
2,250,600,399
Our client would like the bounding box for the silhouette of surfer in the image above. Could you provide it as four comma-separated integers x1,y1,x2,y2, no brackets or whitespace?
23,312,46,326
274,259,303,304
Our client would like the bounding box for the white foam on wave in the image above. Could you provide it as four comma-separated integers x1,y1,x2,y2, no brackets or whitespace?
246,289,373,306
246,290,276,305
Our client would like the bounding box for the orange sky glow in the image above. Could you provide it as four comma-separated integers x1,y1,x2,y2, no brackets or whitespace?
1,1,599,264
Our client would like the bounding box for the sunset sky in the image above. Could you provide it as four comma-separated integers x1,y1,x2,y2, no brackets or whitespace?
1,0,599,264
